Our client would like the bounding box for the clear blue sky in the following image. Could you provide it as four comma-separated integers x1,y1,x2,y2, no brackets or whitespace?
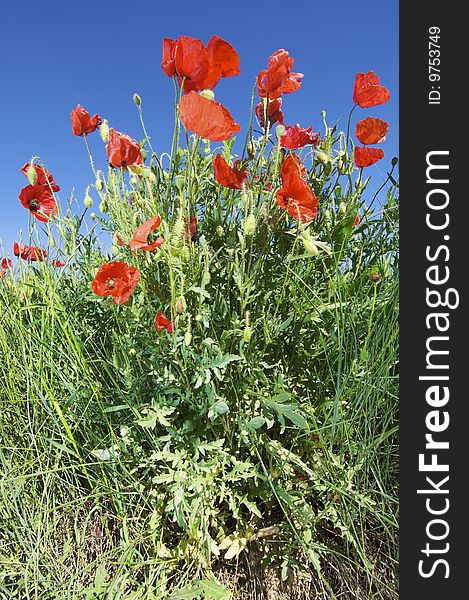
0,0,398,255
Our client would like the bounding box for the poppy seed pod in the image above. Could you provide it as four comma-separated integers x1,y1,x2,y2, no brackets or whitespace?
175,296,187,314
133,93,141,108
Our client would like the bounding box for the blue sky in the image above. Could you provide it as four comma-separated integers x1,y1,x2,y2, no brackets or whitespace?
0,0,398,255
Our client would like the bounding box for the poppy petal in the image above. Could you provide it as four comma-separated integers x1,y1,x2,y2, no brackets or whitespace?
213,154,248,189
354,146,385,167
179,92,240,142
355,117,389,145
353,71,390,108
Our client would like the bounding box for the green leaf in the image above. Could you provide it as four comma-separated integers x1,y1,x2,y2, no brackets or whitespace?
247,416,265,431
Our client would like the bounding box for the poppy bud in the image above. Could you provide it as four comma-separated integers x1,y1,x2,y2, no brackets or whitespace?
275,125,285,141
244,214,256,237
184,330,192,346
175,296,186,314
175,175,185,191
133,93,141,108
99,200,108,213
90,212,96,220
84,192,93,209
26,163,38,185
247,140,256,160
339,202,347,214
216,225,224,237
323,209,331,222
141,148,147,162
302,235,319,256
129,348,136,356
202,270,211,286
391,157,399,167
180,245,190,262
191,179,198,195
96,177,104,191
100,120,109,143
199,89,215,101
315,151,329,165
243,326,252,343
171,217,185,245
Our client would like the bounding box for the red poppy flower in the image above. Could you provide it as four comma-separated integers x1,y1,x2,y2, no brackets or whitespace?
280,124,320,149
280,153,308,182
91,261,140,304
255,98,284,128
21,163,60,192
277,155,318,223
19,185,58,222
107,128,142,168
355,117,389,145
179,92,240,141
183,215,198,242
52,259,65,267
353,71,390,108
155,311,173,333
213,154,249,189
70,104,102,136
354,147,384,167
354,214,361,227
128,215,165,252
1,258,12,269
162,35,240,92
277,177,318,223
14,242,47,262
257,49,303,98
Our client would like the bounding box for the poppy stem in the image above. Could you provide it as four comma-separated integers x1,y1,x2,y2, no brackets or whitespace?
241,82,257,162
82,133,97,179
345,103,358,153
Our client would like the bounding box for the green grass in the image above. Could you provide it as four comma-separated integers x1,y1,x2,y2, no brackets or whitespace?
0,94,398,599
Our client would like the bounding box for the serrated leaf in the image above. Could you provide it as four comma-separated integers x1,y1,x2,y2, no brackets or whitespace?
188,285,211,299
136,411,158,429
